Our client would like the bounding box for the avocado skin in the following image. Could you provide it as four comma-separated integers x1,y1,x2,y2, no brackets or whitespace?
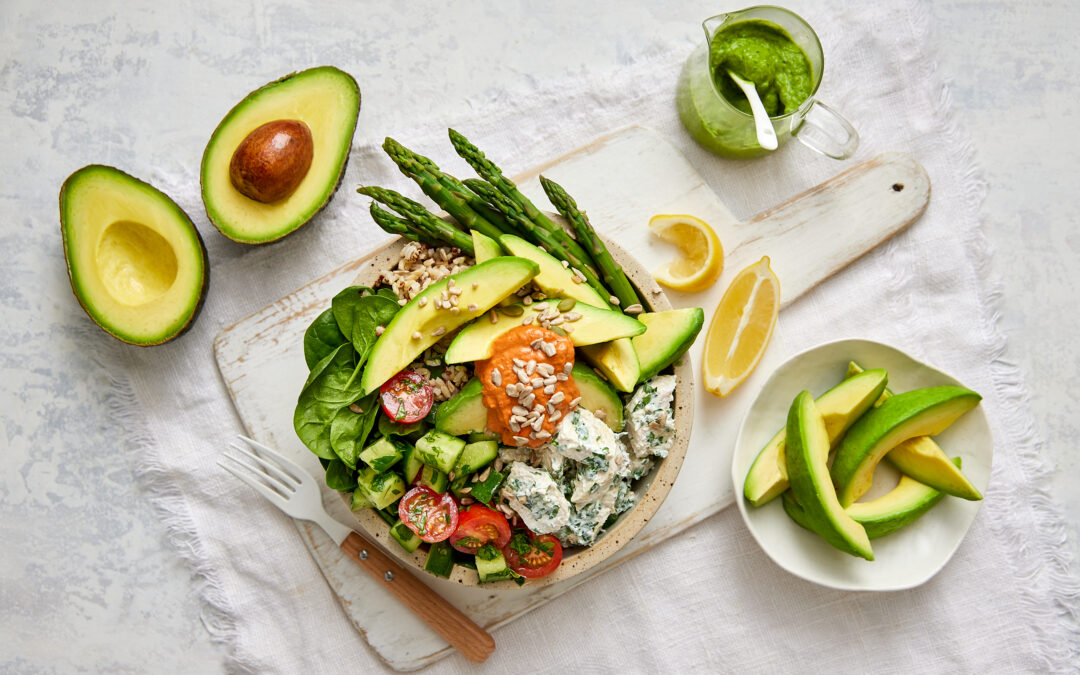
200,66,361,244
59,165,209,346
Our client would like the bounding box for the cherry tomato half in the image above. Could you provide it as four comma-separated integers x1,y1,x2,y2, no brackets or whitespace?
502,531,563,578
449,505,512,554
380,370,433,424
398,486,458,543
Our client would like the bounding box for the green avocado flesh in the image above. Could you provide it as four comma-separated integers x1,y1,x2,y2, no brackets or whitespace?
631,308,705,383
60,165,208,346
783,457,960,539
498,234,611,309
743,368,888,507
360,256,540,395
471,230,503,263
572,362,625,432
434,377,488,436
201,66,360,243
784,390,873,560
830,386,982,508
580,338,640,393
444,299,645,364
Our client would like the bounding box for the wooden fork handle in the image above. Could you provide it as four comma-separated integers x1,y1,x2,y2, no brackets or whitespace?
340,532,495,663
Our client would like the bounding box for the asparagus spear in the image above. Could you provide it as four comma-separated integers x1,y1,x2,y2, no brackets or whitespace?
369,202,423,243
357,186,475,255
464,178,613,303
447,128,598,274
381,138,505,241
539,176,642,309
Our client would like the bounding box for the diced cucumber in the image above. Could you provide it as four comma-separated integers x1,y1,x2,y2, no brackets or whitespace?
359,437,405,473
401,445,424,484
356,467,407,510
453,440,499,477
449,473,470,500
350,489,373,512
466,470,506,505
415,430,467,474
375,507,398,526
389,519,423,553
419,465,449,493
475,543,515,583
424,541,455,578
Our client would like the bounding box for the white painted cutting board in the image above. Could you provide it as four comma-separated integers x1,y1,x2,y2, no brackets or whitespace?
213,126,929,670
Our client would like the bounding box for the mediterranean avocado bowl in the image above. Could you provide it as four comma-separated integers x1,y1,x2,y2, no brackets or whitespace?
296,183,699,590
731,339,992,591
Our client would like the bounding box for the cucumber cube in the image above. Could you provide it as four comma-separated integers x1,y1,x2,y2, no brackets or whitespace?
419,465,449,494
453,440,499,476
356,467,406,510
415,430,466,474
359,437,405,473
475,543,515,583
389,519,423,553
350,489,373,512
401,445,423,484
424,541,455,578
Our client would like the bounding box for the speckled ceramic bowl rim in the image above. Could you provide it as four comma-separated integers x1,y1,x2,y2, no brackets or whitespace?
342,223,693,589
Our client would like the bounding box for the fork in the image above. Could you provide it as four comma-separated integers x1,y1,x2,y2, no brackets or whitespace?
219,435,495,664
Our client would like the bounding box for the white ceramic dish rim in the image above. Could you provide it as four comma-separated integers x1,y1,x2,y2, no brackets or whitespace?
731,337,992,592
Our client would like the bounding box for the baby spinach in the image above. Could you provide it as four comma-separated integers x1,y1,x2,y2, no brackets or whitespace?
329,393,379,468
377,415,427,439
303,308,348,370
323,458,356,492
331,286,400,366
294,344,367,459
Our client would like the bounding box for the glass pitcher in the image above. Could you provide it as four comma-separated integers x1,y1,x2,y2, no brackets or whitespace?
676,6,859,160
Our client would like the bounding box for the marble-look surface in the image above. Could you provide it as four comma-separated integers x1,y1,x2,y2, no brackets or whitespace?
1,1,1076,671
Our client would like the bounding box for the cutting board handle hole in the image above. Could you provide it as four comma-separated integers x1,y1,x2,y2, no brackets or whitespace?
892,183,905,192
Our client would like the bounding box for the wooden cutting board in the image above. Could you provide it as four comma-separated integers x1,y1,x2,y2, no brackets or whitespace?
213,125,929,670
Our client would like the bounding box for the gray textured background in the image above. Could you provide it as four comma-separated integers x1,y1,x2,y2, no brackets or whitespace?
2,1,1077,671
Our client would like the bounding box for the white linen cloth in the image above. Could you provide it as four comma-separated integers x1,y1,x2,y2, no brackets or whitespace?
96,0,1078,671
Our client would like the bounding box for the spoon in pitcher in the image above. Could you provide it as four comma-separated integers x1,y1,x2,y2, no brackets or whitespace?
727,71,778,151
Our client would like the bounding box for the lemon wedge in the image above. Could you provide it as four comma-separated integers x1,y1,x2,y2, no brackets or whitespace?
648,214,723,292
702,256,780,397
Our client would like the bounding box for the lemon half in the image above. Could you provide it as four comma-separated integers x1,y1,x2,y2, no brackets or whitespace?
648,214,723,292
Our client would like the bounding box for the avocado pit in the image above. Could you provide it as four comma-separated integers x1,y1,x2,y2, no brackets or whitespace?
229,119,314,203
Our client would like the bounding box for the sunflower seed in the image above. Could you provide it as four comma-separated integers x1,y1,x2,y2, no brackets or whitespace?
563,362,574,373
491,369,502,386
523,295,533,306
533,430,551,440
537,363,555,376
432,326,446,337
543,384,556,395
412,331,422,340
525,360,536,376
569,396,582,408
541,342,557,357
594,409,607,420
549,391,566,405
490,311,499,324
563,312,582,322
556,373,568,382
513,436,530,447
624,303,644,314
478,467,491,482
521,392,535,408
522,315,534,326
513,358,526,368
467,303,478,312
512,405,530,416
548,409,562,423
418,297,428,307
460,496,475,505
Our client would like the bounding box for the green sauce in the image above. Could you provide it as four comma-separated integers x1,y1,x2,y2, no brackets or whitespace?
710,19,813,117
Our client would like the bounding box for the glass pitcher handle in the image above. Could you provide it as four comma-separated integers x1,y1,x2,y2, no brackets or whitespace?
790,100,859,160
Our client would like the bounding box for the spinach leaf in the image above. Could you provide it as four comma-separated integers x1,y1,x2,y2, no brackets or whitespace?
331,286,400,365
303,308,348,370
294,344,367,459
329,393,379,468
324,459,356,492
377,414,427,439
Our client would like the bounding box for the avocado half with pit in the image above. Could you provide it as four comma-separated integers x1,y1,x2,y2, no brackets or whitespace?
201,66,361,243
60,165,208,346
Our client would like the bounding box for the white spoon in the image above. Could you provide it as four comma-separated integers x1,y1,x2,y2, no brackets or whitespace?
727,70,778,151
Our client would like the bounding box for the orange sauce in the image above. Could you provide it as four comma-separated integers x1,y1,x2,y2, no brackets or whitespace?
475,326,579,449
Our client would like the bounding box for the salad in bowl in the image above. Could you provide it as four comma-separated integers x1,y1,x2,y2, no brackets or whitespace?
293,131,703,586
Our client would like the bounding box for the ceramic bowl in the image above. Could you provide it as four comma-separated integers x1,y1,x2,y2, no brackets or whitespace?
345,225,693,589
731,338,991,591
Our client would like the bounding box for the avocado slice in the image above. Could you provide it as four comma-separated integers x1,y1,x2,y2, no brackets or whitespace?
444,299,645,364
59,165,208,346
847,362,982,501
471,229,504,263
743,368,888,507
782,457,960,539
572,362,624,432
201,66,360,243
830,386,982,508
580,338,640,393
434,377,488,436
360,256,540,395
631,308,705,383
785,390,873,560
498,234,611,309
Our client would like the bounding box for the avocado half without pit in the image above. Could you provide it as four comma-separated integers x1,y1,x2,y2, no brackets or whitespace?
59,165,209,346
201,66,361,244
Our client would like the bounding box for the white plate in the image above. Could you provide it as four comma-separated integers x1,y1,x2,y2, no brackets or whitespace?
731,338,992,591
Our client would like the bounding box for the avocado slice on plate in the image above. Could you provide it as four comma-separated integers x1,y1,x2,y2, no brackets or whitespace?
782,457,960,539
471,229,504,263
830,385,982,508
498,234,611,309
201,66,360,243
360,256,540,395
59,165,208,346
743,368,888,507
784,390,874,560
444,298,645,364
572,362,624,432
631,307,704,383
580,338,640,393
